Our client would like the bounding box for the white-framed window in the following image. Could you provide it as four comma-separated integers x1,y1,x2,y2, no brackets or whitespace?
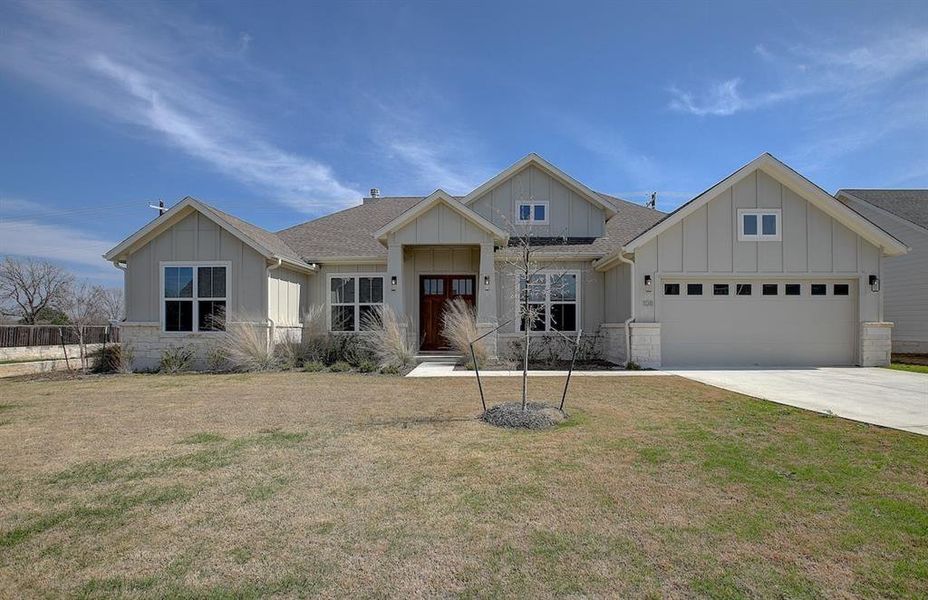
160,262,229,333
738,209,781,241
516,201,549,225
328,274,384,332
516,270,579,332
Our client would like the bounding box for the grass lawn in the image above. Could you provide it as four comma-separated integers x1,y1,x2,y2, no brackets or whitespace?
888,363,928,375
1,373,926,598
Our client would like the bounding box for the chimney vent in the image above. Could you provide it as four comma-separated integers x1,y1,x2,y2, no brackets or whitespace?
370,188,380,199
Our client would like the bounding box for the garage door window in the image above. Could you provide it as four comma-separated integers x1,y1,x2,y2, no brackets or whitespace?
713,284,729,296
664,283,680,296
811,284,827,296
762,284,778,296
833,284,849,296
736,284,752,296
785,284,801,296
687,283,703,296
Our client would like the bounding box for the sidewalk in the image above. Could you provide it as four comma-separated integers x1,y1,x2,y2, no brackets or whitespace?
406,362,664,378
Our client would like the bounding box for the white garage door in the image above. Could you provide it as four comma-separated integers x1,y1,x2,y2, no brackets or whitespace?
660,280,857,367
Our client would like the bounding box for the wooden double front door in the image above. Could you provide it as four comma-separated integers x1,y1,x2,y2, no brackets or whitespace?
419,275,477,350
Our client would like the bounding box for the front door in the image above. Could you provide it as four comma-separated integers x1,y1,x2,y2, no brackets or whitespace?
419,275,476,350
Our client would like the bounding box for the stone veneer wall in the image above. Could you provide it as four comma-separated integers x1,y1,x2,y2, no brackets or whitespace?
120,322,271,371
629,322,661,369
859,322,893,367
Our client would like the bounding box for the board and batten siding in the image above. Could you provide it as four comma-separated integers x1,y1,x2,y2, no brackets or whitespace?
389,203,495,245
267,266,309,327
469,165,606,238
124,212,267,323
632,169,883,323
840,199,928,352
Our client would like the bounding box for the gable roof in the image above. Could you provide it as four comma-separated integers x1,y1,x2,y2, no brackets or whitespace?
461,153,618,219
103,196,311,271
617,153,908,257
373,189,509,244
278,192,663,262
836,189,928,231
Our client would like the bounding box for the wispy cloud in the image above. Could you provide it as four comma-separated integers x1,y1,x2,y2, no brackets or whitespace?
0,1,360,213
0,219,117,278
668,29,928,117
668,79,804,116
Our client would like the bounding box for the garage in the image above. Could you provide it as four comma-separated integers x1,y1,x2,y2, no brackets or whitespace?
659,279,858,367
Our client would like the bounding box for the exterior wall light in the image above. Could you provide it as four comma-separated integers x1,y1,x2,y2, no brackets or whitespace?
643,274,652,289
869,275,880,292
391,275,397,291
483,274,490,290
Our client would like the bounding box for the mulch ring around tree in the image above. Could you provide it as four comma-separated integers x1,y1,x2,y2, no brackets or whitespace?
481,401,567,429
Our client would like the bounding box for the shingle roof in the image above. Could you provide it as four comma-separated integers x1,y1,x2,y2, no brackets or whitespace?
276,193,666,262
838,189,928,230
197,200,305,265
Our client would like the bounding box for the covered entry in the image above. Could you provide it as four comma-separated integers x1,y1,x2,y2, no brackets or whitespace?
660,279,858,367
419,275,476,350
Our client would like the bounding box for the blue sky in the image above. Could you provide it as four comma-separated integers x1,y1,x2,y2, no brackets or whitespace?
1,0,926,282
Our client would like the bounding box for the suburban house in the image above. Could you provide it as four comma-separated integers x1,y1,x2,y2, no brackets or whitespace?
103,153,908,371
836,189,928,354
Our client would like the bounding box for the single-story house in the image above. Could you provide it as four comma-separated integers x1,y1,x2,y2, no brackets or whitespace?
836,189,928,354
104,152,908,370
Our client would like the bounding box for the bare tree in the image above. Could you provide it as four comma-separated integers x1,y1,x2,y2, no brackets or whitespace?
62,282,105,371
99,287,125,322
0,257,73,324
498,201,575,411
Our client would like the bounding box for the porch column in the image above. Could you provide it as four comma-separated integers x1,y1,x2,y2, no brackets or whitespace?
476,242,498,359
385,239,408,342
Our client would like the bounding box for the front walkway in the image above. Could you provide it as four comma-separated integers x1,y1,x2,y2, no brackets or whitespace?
406,362,664,378
667,367,928,436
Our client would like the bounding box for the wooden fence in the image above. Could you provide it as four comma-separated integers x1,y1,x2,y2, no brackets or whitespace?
0,325,119,348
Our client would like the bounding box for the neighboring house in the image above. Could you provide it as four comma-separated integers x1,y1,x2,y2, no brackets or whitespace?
836,190,928,354
104,153,906,370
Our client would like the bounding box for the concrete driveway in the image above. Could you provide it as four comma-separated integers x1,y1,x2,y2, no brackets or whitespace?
666,367,928,436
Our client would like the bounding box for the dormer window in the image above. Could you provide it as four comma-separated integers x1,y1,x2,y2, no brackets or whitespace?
517,201,549,225
738,209,781,241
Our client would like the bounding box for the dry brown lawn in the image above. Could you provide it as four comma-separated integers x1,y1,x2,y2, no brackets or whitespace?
0,372,926,599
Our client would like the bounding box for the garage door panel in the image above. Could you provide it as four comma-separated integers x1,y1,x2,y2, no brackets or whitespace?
661,281,856,367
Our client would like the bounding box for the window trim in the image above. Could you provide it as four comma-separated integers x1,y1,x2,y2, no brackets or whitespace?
515,201,550,225
326,273,385,332
737,209,782,242
514,269,580,333
159,261,231,334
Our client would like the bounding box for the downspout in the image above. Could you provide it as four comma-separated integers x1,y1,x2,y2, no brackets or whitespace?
112,260,127,324
266,258,282,353
617,251,635,366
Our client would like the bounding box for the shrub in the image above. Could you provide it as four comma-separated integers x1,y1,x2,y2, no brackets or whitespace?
275,338,308,370
303,361,325,373
329,361,352,372
205,345,231,372
379,364,401,375
361,305,415,371
356,359,378,373
90,342,134,373
441,298,486,367
626,361,641,371
160,345,195,374
224,320,277,371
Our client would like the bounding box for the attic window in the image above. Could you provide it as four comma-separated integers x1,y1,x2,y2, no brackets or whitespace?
738,209,781,241
517,201,549,225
